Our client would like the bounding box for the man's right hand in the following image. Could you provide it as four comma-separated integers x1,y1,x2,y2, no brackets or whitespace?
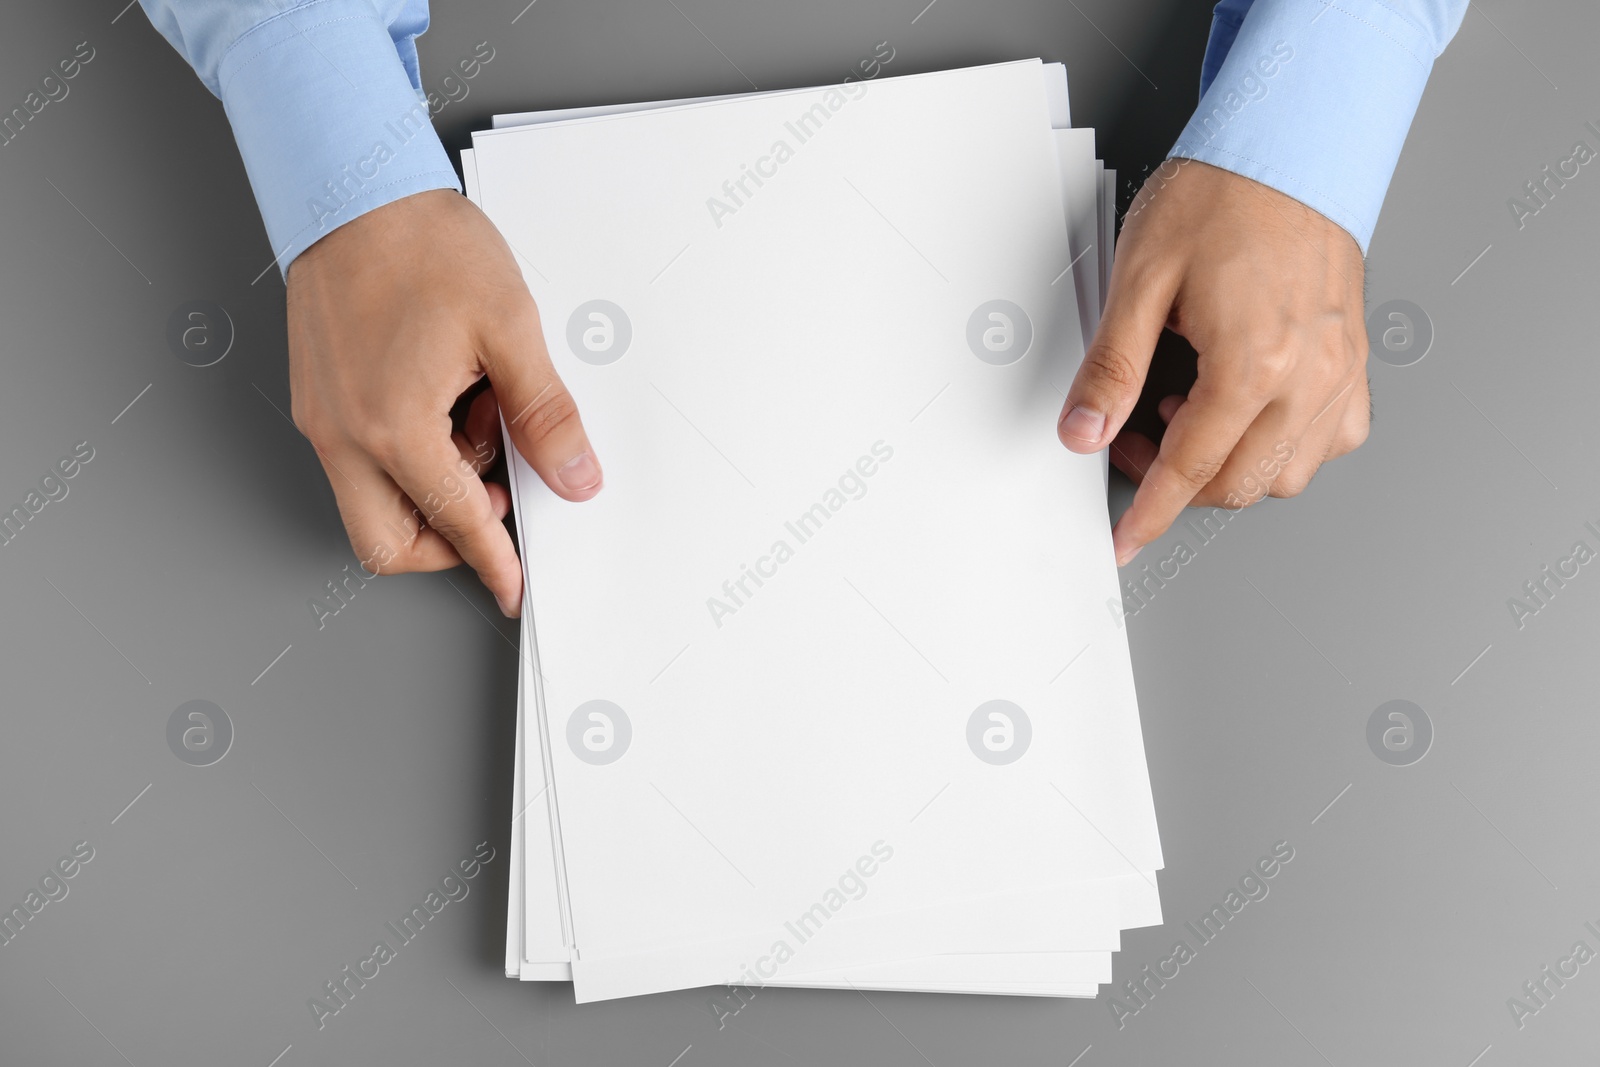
285,188,603,617
1058,159,1370,566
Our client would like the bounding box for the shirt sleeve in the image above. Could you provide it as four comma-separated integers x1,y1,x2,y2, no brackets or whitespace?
139,0,460,278
1169,0,1468,252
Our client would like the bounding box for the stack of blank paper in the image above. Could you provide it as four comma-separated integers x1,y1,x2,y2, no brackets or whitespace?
462,59,1162,1003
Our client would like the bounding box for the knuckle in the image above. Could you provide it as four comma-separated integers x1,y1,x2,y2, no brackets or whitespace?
1348,333,1370,372
1219,480,1268,510
1327,371,1372,456
1245,342,1295,388
518,388,581,447
425,518,479,556
425,487,497,550
1269,465,1315,498
425,498,479,541
409,489,470,543
1083,342,1142,395
358,426,406,467
1169,453,1226,491
1338,412,1371,453
1220,465,1273,507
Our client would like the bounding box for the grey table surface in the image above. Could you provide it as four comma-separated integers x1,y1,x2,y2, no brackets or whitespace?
1,1,1596,1064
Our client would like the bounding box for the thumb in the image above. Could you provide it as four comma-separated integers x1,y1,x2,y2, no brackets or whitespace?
486,306,604,502
1058,266,1176,453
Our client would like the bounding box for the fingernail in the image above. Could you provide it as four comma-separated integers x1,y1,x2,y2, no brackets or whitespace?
1116,542,1142,567
1060,405,1106,443
556,451,602,493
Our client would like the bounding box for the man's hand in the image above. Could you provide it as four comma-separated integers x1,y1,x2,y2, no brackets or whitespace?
286,189,602,616
1058,158,1370,566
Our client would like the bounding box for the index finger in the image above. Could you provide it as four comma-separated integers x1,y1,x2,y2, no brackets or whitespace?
1110,372,1268,565
381,416,526,615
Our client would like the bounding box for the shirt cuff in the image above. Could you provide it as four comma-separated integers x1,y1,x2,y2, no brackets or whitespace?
1169,0,1439,253
215,0,461,278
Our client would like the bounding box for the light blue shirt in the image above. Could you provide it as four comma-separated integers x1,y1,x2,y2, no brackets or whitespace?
1173,0,1467,252
139,0,461,277
141,0,1465,274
